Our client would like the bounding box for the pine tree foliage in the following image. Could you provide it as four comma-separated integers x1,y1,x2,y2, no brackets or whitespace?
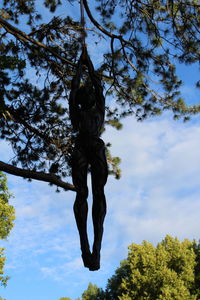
0,0,199,189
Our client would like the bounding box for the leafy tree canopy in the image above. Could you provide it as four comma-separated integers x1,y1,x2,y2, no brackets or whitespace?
0,0,199,190
106,235,197,299
64,236,200,299
78,283,104,300
0,172,15,288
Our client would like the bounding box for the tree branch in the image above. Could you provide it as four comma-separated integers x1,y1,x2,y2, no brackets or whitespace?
82,0,120,39
4,106,53,143
0,16,74,67
0,161,76,192
0,16,113,81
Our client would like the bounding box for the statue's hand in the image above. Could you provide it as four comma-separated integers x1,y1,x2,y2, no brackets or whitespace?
81,47,91,65
80,47,94,73
80,46,87,60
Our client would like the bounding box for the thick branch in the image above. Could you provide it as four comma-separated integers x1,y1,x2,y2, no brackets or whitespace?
0,161,76,192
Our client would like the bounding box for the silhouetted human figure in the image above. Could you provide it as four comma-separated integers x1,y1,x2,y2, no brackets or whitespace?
69,49,108,271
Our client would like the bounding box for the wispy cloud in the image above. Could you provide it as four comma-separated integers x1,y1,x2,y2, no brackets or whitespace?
103,116,200,248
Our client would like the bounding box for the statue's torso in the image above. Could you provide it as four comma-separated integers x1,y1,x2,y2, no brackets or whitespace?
77,105,104,138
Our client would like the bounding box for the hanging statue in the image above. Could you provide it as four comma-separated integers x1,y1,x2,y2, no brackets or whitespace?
69,47,108,271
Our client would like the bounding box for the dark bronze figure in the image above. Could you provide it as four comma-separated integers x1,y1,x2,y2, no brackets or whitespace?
69,49,108,271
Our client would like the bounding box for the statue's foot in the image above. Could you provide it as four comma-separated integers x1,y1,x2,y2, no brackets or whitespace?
89,252,100,271
82,251,92,269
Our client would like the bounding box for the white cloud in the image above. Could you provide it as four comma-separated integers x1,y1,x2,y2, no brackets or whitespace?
103,116,200,251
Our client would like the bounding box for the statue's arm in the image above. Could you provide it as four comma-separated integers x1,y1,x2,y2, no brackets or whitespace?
84,51,105,112
69,60,82,130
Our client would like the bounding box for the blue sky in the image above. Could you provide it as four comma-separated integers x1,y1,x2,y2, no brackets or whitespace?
1,112,200,300
0,1,200,299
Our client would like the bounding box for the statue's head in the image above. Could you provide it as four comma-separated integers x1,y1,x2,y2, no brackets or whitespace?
76,85,95,109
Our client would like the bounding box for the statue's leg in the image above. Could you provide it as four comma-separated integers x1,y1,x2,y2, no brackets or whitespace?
72,145,91,267
90,139,108,270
